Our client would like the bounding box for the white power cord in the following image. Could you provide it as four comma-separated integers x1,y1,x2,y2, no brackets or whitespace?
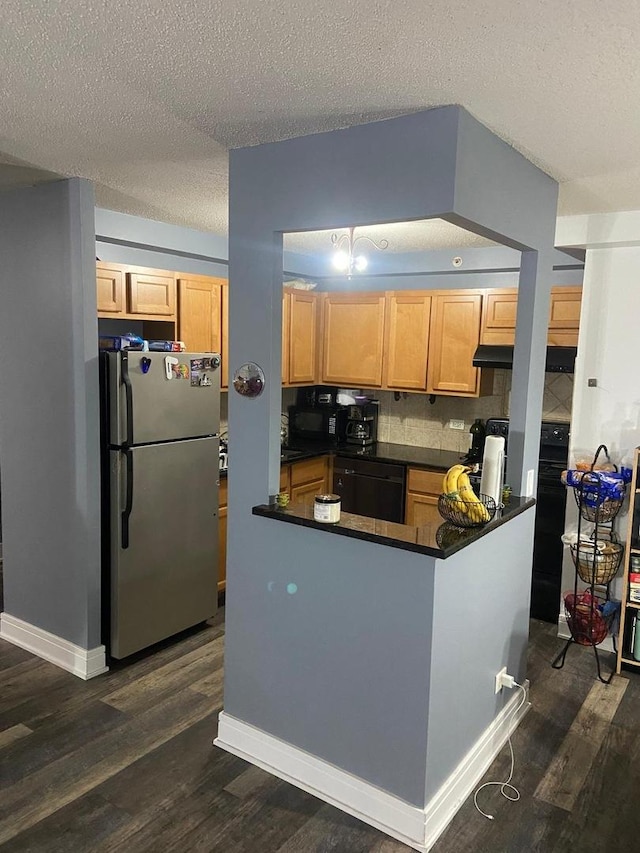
473,681,528,821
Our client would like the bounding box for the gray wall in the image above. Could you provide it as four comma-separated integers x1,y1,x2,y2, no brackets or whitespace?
224,106,558,806
0,179,101,647
224,517,435,805
425,509,534,798
95,207,318,279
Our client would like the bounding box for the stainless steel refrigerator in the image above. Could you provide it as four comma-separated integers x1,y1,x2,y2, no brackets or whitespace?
101,350,220,659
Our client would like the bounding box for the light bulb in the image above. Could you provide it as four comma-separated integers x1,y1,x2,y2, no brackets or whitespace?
354,254,368,272
333,250,350,271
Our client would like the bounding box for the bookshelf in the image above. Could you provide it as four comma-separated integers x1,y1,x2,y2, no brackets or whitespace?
616,447,640,673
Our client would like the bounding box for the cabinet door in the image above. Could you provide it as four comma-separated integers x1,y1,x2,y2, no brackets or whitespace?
288,291,318,385
405,469,442,525
282,293,290,385
178,276,223,353
96,263,125,314
280,465,290,494
479,289,517,346
221,285,229,389
384,291,431,390
128,270,177,317
290,478,327,508
321,293,386,387
290,456,330,492
405,492,438,526
548,286,581,346
427,292,483,396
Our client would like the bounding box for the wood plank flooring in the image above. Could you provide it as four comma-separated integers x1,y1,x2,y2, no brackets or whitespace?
0,611,637,852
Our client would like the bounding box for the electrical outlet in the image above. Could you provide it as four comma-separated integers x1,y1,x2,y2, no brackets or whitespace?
495,666,507,694
449,419,465,430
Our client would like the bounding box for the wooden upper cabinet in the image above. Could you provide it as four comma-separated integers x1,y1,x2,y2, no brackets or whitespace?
480,286,582,347
321,292,386,387
383,291,431,390
548,286,582,346
128,269,177,317
96,262,125,314
480,289,518,346
288,291,318,385
282,292,290,385
178,276,223,353
426,292,483,396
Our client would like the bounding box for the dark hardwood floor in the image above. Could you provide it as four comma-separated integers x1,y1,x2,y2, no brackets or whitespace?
0,611,636,852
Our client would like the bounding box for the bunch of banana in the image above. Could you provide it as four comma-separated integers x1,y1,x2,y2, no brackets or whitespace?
442,464,491,523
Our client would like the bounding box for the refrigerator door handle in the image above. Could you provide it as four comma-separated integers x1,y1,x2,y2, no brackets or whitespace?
121,448,134,549
121,351,134,447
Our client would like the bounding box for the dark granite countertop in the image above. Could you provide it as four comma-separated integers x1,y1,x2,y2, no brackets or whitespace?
281,441,465,471
253,495,535,559
221,442,464,477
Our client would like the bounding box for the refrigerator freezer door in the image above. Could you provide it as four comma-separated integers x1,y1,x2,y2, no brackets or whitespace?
109,436,219,659
108,351,221,445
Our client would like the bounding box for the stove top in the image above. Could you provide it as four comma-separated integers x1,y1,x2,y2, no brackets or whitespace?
485,418,570,467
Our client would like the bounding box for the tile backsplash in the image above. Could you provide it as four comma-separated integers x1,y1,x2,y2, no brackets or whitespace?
224,372,574,453
376,370,573,453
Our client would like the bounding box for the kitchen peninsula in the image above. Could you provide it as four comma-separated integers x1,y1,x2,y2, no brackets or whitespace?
254,492,535,558
219,107,559,852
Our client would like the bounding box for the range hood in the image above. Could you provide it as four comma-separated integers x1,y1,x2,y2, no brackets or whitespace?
472,345,577,373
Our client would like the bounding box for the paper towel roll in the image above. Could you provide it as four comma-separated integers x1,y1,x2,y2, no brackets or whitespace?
480,436,505,506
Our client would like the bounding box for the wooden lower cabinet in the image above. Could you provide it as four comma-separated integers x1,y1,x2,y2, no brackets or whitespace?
218,478,228,592
405,468,443,525
289,456,331,508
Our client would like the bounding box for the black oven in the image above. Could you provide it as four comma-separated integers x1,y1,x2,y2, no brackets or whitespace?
288,405,348,445
485,418,570,623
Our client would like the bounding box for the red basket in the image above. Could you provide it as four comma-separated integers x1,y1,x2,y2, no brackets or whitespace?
564,591,610,646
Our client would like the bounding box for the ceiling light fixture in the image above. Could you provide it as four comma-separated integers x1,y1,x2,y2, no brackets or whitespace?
330,226,389,278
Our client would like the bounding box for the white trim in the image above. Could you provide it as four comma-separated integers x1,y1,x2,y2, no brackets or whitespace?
0,613,108,680
557,612,615,653
215,683,529,852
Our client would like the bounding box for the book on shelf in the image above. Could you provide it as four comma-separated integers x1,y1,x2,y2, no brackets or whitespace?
629,572,640,603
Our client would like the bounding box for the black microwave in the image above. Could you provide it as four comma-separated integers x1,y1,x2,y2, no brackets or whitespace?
288,405,347,444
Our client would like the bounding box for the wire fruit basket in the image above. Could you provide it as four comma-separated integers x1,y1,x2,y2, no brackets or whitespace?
570,540,623,586
572,479,624,524
564,591,614,647
437,493,497,529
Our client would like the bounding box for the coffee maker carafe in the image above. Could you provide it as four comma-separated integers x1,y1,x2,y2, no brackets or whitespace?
345,401,378,447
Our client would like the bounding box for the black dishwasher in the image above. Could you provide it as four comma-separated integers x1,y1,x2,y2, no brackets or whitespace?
333,457,406,523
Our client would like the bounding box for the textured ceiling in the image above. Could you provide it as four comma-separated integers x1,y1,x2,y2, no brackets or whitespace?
284,221,497,254
1,0,639,247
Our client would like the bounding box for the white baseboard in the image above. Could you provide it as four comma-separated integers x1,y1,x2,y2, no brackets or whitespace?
557,612,615,654
215,683,530,852
0,612,108,680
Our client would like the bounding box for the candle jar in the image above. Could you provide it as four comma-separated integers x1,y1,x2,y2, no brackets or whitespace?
314,494,341,524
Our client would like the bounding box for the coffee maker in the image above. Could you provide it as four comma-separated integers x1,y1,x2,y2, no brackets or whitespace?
345,401,379,447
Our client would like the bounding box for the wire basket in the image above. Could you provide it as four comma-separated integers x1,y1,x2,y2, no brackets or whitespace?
573,492,624,524
570,540,623,585
437,493,497,528
564,591,614,646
